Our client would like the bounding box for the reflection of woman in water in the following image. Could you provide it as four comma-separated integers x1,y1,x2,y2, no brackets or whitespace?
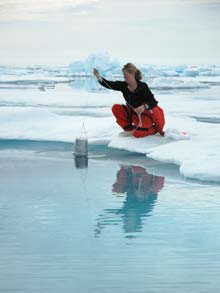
94,165,164,237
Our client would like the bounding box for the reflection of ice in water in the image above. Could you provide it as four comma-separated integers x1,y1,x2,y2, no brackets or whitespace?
94,165,164,237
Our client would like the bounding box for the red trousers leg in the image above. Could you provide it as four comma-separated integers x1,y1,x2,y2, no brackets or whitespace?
131,109,157,138
132,126,157,138
147,106,165,135
112,104,134,130
112,104,161,138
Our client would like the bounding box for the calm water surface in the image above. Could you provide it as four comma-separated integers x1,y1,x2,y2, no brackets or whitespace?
0,142,219,293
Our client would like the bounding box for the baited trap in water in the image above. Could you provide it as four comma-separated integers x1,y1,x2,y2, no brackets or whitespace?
73,138,88,168
73,122,88,158
73,122,88,169
72,128,105,168
74,154,88,169
73,137,88,157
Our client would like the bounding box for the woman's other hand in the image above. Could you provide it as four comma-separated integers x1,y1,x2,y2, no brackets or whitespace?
134,104,145,115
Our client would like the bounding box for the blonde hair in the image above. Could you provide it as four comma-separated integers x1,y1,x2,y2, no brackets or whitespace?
122,62,143,81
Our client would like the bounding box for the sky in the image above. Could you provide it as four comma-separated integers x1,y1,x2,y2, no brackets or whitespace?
0,0,219,66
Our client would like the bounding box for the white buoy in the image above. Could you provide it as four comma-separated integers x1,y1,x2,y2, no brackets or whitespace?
73,137,88,157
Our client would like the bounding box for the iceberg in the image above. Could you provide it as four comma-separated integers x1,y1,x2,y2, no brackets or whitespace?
68,53,220,79
149,77,207,89
183,66,200,77
68,51,121,76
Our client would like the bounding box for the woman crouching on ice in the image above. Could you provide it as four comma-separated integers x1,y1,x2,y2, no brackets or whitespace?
93,63,165,138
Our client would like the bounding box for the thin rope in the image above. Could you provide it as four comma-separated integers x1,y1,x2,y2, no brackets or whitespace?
77,75,95,140
77,163,94,240
80,121,88,138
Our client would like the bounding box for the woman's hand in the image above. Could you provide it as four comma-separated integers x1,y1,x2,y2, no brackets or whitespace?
134,105,145,115
93,68,100,79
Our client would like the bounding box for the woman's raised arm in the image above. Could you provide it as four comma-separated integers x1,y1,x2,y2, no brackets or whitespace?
93,68,124,91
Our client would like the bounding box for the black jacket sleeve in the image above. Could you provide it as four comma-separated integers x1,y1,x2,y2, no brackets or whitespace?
144,83,154,98
143,83,158,109
98,76,124,91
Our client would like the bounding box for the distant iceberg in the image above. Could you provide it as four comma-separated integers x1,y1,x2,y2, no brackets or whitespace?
68,51,122,76
149,77,208,89
68,51,220,79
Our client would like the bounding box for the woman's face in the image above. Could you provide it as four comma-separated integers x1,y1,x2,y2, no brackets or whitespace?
123,69,135,83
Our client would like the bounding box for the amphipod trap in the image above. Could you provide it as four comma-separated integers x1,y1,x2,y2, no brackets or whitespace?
73,122,88,157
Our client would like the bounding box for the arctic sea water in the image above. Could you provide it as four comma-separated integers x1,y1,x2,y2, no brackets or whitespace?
0,55,220,292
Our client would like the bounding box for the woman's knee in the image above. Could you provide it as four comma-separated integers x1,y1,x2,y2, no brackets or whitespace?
111,104,124,115
112,104,130,120
151,106,165,125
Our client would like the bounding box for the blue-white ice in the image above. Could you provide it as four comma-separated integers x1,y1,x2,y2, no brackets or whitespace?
69,51,121,76
1,52,220,92
0,52,220,183
68,51,220,78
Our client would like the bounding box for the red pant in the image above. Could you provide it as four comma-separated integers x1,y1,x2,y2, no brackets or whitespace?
112,165,165,194
112,104,165,138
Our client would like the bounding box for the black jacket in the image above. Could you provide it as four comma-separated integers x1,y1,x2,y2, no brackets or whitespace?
98,76,158,109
